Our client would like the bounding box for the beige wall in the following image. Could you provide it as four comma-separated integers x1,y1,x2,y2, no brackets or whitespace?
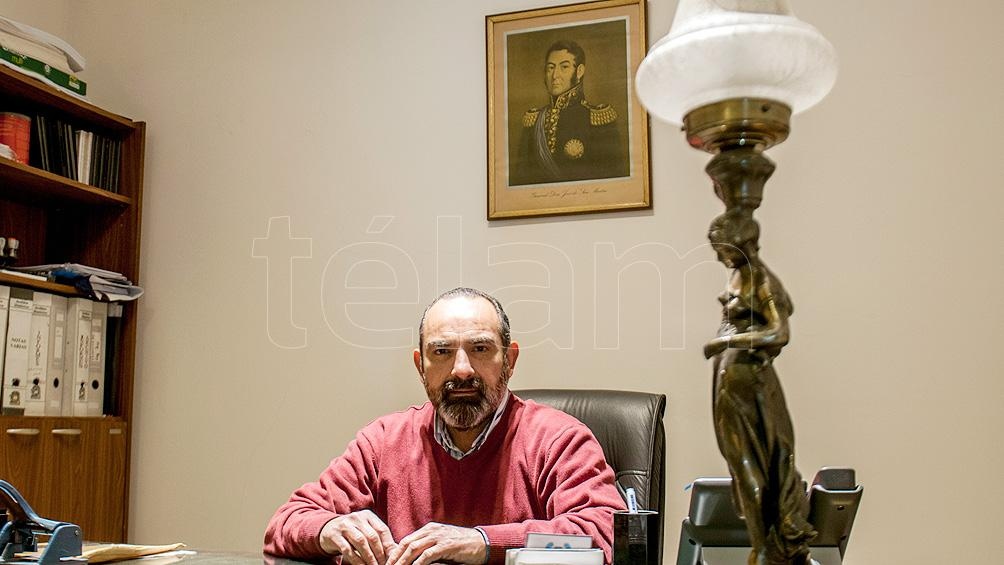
2,1,1002,563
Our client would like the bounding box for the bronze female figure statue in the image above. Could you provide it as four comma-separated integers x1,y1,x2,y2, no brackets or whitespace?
704,209,816,565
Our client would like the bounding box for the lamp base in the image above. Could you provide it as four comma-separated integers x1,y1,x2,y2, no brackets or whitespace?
699,547,842,565
694,98,816,565
683,98,791,153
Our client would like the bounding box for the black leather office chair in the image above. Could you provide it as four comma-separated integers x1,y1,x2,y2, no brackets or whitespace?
514,389,667,559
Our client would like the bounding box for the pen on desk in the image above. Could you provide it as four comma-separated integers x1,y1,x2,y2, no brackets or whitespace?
625,487,638,513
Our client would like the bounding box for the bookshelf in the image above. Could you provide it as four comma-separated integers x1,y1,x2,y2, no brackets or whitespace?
0,271,79,296
0,155,132,206
0,64,144,542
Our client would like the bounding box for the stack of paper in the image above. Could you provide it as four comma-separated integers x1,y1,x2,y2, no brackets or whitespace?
16,263,143,302
506,548,604,565
18,543,188,564
506,533,603,565
0,15,87,97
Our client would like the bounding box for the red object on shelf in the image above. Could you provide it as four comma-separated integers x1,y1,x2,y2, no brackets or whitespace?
0,112,31,163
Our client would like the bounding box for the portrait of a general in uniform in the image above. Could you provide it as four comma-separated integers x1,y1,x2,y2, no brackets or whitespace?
506,21,631,187
487,0,648,219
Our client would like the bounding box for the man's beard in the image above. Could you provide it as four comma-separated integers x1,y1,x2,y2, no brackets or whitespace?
426,358,509,431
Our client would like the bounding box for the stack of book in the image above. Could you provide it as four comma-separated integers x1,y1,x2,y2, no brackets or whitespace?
0,15,86,97
31,116,123,191
505,534,602,565
16,263,143,302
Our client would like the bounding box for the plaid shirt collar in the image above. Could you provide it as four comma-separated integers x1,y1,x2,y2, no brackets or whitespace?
433,390,510,460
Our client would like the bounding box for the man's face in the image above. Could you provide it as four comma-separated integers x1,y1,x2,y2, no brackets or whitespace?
545,49,583,97
415,296,517,431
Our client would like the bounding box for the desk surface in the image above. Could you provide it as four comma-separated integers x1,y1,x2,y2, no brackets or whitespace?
115,550,312,564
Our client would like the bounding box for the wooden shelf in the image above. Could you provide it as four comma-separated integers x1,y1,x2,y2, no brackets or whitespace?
0,157,132,207
0,66,137,134
0,272,81,296
0,414,126,424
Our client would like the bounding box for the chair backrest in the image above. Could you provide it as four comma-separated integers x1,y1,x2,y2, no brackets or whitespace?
513,389,667,556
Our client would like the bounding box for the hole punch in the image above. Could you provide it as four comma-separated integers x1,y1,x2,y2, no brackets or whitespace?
0,480,85,565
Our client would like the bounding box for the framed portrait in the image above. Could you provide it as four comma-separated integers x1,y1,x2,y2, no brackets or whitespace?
487,0,650,220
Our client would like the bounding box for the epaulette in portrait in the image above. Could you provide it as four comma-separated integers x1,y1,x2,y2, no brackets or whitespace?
585,102,617,126
523,109,540,128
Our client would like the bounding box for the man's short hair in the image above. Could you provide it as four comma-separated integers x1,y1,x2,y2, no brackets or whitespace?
418,288,512,356
546,40,586,67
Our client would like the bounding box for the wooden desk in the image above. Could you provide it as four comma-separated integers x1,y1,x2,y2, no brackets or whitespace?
110,550,311,564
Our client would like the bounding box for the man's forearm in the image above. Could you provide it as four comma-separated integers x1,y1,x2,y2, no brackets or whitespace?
265,502,340,558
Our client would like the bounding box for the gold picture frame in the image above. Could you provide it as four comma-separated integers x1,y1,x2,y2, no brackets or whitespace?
487,0,650,220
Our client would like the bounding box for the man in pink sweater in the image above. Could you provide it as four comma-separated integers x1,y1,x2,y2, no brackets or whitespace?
264,288,626,565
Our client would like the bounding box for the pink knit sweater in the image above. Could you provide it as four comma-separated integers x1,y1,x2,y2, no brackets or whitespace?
264,395,625,564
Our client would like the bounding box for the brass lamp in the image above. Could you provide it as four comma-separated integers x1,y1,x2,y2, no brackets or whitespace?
635,1,837,564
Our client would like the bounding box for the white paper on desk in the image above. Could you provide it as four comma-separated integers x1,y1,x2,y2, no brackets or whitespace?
80,543,188,563
506,548,603,565
133,549,198,564
19,543,188,564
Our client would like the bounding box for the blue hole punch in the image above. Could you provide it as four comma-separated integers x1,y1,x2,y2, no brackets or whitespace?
0,480,85,565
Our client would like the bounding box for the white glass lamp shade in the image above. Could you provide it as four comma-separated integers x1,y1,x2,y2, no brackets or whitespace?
635,0,837,125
